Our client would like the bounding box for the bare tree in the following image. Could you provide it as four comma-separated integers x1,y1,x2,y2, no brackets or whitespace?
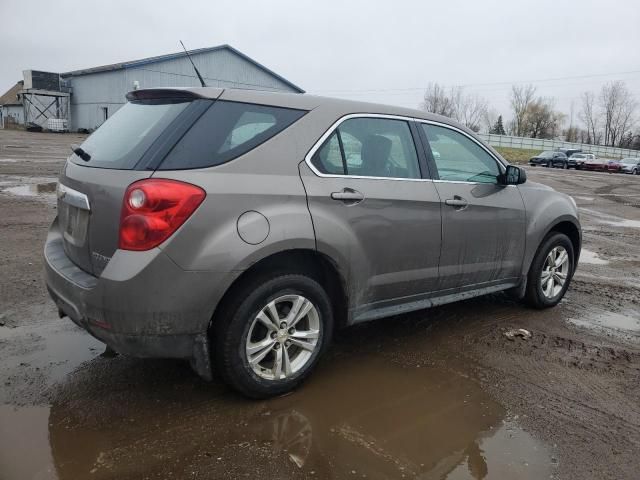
599,81,636,147
510,84,536,137
420,83,456,117
454,92,488,132
420,83,487,132
483,108,498,134
524,98,564,139
579,91,599,145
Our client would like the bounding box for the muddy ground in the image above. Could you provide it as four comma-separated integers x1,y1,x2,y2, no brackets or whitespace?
0,129,639,480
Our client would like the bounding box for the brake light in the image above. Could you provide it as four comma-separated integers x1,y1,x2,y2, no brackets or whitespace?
119,179,205,251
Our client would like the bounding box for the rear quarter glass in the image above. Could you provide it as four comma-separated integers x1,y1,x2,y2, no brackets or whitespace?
157,101,307,170
70,99,191,170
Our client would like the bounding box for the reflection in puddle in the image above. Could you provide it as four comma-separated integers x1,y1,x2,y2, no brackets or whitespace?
0,405,56,480
2,182,57,197
579,249,609,265
8,356,551,480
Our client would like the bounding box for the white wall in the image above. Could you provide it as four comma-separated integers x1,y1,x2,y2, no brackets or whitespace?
1,105,24,128
479,133,640,159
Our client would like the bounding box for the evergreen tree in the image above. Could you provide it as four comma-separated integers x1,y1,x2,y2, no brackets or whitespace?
489,115,506,135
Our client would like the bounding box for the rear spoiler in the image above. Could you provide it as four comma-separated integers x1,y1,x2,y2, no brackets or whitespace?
126,88,223,102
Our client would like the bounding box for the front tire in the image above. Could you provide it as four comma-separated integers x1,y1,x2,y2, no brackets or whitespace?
525,232,574,309
214,274,333,398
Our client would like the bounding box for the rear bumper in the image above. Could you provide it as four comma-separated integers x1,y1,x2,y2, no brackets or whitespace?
44,218,238,375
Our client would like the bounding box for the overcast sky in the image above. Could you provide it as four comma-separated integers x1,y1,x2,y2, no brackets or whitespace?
1,0,639,123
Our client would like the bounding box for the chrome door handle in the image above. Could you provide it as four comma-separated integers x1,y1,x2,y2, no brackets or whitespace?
331,188,364,204
444,196,468,209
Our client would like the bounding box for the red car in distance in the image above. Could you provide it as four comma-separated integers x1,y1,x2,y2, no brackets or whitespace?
583,155,608,171
604,159,624,173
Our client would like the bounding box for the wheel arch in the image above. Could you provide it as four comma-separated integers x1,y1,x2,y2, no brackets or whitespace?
209,248,349,338
526,217,581,279
547,220,581,267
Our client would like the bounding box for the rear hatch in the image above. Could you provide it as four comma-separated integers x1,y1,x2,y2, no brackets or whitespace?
57,89,219,275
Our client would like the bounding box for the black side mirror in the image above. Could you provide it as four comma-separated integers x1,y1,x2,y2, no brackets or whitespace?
500,165,527,185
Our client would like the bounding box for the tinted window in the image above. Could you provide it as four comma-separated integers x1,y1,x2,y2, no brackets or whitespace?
312,131,345,174
422,124,500,184
159,101,306,170
71,100,190,169
311,117,421,179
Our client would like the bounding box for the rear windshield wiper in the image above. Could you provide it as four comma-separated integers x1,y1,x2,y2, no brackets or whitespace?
71,144,91,162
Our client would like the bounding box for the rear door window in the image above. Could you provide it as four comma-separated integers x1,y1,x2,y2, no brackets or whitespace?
159,101,306,170
311,117,421,179
71,100,190,169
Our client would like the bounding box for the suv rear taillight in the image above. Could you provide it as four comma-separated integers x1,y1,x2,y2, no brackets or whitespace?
119,179,205,251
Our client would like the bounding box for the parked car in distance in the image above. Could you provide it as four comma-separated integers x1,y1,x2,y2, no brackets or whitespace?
529,150,568,168
605,158,625,173
557,148,582,161
568,153,593,170
584,155,608,171
45,87,581,398
620,157,640,175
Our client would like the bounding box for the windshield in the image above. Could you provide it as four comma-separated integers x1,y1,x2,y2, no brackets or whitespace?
71,100,190,169
622,158,639,164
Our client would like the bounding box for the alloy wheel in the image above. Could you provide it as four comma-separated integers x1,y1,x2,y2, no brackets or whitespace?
246,295,320,380
541,246,570,299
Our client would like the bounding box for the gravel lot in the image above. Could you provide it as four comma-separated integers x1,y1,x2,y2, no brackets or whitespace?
1,129,639,479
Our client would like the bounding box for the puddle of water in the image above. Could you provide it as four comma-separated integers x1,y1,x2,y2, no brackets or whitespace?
0,405,57,480
0,356,554,479
570,310,640,335
2,182,57,197
600,219,640,228
580,207,640,229
0,319,103,403
446,419,551,479
580,249,609,265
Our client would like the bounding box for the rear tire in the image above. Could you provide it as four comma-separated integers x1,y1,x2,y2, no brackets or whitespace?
524,232,574,309
213,274,333,398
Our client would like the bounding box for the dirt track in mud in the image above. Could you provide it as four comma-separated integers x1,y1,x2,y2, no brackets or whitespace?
1,130,639,479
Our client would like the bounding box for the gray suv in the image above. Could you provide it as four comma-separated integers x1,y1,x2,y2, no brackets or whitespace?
45,88,581,398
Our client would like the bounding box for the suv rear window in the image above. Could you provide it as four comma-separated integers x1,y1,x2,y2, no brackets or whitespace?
158,101,306,170
71,100,190,169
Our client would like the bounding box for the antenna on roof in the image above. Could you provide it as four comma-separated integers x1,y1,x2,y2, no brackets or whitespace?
179,40,207,87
